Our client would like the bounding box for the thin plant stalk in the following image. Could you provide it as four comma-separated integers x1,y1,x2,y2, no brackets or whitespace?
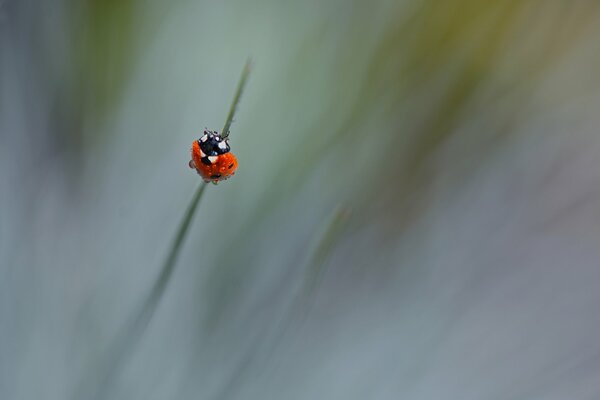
221,58,252,138
135,58,252,337
145,181,207,321
76,60,252,400
158,58,251,303
76,184,208,400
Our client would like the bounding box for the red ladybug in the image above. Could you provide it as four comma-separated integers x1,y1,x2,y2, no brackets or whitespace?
189,129,238,184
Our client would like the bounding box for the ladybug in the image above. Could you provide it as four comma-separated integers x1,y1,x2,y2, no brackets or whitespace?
189,129,238,184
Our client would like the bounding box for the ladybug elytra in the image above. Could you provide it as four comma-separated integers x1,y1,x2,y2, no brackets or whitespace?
189,129,238,184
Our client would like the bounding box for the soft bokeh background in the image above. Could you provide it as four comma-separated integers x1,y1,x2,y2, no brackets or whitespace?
2,0,600,399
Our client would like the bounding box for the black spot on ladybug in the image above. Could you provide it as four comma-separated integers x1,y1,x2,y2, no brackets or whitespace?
199,130,230,156
201,157,212,166
210,174,222,179
228,164,234,169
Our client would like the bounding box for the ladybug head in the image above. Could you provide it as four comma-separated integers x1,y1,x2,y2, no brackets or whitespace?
198,129,230,156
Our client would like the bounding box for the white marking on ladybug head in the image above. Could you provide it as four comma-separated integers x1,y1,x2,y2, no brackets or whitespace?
200,149,206,157
208,156,218,164
218,141,228,150
200,134,208,142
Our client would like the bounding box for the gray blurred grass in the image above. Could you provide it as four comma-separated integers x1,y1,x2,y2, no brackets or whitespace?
2,0,600,399
77,60,251,399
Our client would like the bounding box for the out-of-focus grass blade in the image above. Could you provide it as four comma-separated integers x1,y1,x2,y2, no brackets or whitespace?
302,205,351,298
155,182,207,302
75,183,207,400
121,181,208,349
77,59,251,399
135,182,208,335
210,205,351,400
221,58,252,138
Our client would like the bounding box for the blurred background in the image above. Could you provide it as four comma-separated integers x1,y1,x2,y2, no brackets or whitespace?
2,0,600,399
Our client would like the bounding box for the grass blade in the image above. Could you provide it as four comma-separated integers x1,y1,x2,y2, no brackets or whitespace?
76,58,252,399
303,205,351,297
155,182,207,302
75,183,208,400
209,206,350,400
221,58,252,138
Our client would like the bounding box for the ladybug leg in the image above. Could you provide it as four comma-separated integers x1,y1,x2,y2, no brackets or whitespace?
188,159,196,169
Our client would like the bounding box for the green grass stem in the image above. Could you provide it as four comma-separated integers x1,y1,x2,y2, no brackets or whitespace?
221,58,252,139
76,59,252,400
